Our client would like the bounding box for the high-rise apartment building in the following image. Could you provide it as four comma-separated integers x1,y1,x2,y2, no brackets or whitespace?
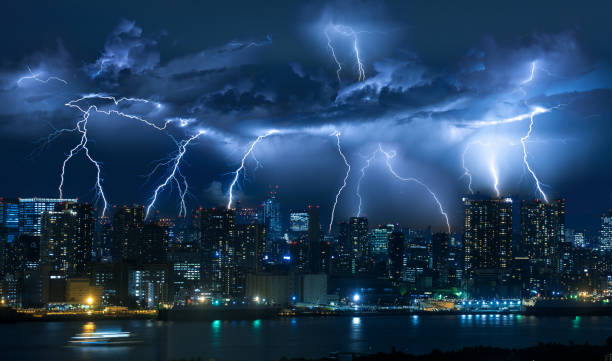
40,202,93,275
349,217,369,274
200,208,237,297
462,196,513,280
520,199,566,267
112,205,145,262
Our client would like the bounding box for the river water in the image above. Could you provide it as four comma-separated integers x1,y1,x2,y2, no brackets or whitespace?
2,315,612,361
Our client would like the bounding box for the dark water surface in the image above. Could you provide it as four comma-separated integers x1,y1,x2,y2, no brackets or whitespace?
2,315,612,361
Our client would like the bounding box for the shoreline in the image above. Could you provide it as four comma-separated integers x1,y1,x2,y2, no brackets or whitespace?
2,306,612,323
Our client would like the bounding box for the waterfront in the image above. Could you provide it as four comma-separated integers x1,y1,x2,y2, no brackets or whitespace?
2,315,612,361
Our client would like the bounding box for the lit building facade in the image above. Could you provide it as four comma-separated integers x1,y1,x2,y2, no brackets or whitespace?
462,196,513,282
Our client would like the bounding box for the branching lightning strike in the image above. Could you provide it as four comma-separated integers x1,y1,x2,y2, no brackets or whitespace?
146,130,205,219
324,25,366,82
520,107,549,202
355,150,377,217
328,131,351,233
59,94,172,217
378,145,451,233
17,66,68,86
226,129,279,209
58,108,108,216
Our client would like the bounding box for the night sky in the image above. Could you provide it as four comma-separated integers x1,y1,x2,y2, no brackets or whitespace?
1,1,611,233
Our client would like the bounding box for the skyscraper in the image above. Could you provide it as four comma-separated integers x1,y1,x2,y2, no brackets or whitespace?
520,199,566,267
370,224,394,260
200,208,237,296
432,232,451,272
112,205,145,262
263,189,282,259
19,198,76,235
235,222,266,274
142,222,169,264
41,202,93,276
600,211,612,250
307,205,321,273
520,199,565,295
0,198,19,243
462,196,513,281
333,221,352,274
349,217,369,274
290,212,309,233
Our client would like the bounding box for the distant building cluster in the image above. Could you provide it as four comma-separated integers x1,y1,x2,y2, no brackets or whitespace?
0,191,611,309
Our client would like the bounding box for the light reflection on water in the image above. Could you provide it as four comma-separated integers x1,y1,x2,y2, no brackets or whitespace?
1,315,608,361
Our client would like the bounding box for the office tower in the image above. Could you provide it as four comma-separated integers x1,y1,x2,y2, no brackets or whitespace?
112,205,144,262
290,212,309,233
235,222,266,273
520,198,565,295
574,232,585,249
333,221,352,274
387,231,404,283
432,232,451,271
370,224,394,260
320,237,332,274
349,217,369,274
263,189,282,258
520,199,565,267
600,211,612,250
0,198,19,244
128,264,170,308
40,202,93,276
95,217,113,261
142,222,169,264
169,239,201,302
200,208,237,296
558,241,573,274
307,205,321,273
565,227,575,244
14,234,40,273
462,196,513,280
19,198,76,235
235,206,260,225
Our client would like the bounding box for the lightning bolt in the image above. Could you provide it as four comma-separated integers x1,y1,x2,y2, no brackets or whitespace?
355,149,377,217
379,145,451,233
17,65,68,86
58,109,108,217
325,24,366,82
489,154,500,198
228,34,273,50
145,130,205,219
324,30,343,82
328,131,351,233
521,61,537,86
226,129,279,209
520,106,549,202
66,94,169,130
59,94,172,217
461,143,475,194
464,61,563,202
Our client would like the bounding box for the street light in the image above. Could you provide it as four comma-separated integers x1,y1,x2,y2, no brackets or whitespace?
352,293,360,302
87,296,93,305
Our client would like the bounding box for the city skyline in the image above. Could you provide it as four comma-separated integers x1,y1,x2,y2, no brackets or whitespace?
0,2,611,233
4,2,612,361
